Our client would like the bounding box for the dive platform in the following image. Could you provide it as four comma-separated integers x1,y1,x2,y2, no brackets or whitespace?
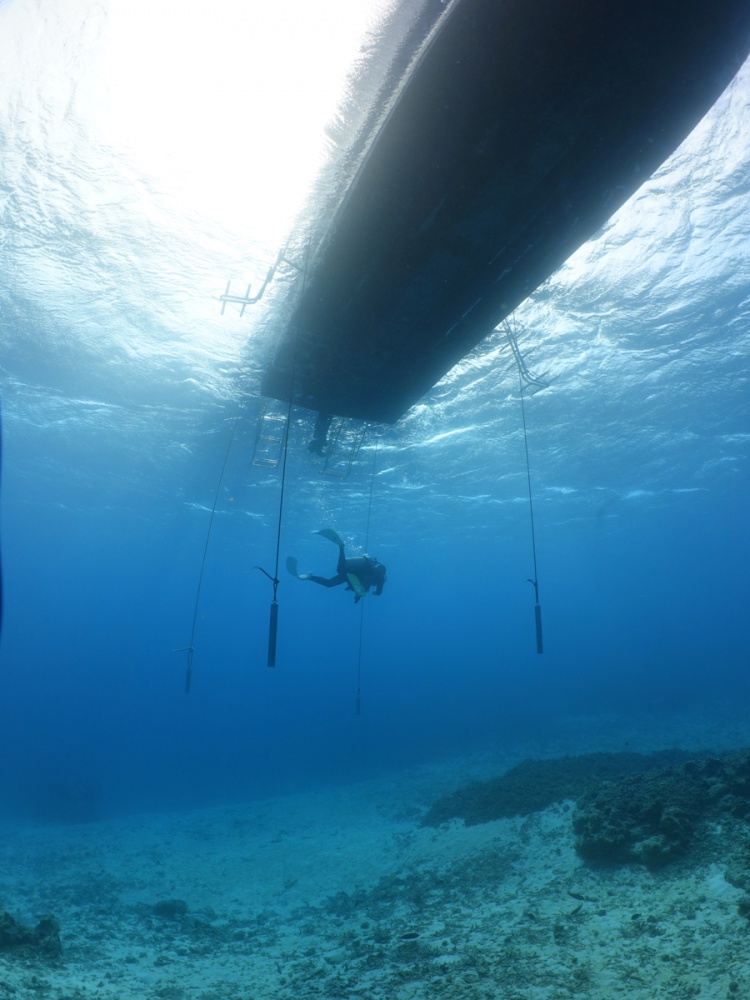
261,0,750,424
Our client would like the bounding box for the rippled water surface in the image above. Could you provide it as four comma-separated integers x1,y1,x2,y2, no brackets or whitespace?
1,1,749,810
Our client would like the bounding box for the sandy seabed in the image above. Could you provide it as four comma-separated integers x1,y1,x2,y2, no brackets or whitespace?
2,711,749,1000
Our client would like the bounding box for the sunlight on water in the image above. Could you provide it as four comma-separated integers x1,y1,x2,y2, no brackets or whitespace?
0,0,748,529
87,0,380,242
0,0,380,239
0,0,394,404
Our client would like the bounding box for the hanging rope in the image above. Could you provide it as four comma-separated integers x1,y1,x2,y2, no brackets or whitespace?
257,241,310,667
504,320,546,654
177,414,240,692
263,386,294,668
355,435,378,714
518,375,544,653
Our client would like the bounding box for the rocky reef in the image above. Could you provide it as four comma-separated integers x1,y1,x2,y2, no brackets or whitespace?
574,750,750,867
423,748,750,869
420,749,694,827
0,911,62,959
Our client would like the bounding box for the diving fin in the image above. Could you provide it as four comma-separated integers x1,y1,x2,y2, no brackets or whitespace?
287,556,314,581
286,556,311,580
286,556,300,577
316,528,343,546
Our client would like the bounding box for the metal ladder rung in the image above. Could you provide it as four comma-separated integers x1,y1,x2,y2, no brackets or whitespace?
253,412,288,468
322,420,367,480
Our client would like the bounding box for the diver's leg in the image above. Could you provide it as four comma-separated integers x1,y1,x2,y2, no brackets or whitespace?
307,574,346,588
336,544,346,576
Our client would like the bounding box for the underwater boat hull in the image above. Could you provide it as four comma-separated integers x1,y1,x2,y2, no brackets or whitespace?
262,0,750,423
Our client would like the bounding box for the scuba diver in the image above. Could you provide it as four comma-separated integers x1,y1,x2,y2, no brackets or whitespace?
287,529,386,604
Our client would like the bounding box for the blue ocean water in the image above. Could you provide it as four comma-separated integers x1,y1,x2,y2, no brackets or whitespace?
1,0,749,833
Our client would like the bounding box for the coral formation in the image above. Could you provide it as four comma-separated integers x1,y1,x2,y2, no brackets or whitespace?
423,748,750,869
573,751,750,866
421,749,693,827
151,899,189,919
0,910,62,959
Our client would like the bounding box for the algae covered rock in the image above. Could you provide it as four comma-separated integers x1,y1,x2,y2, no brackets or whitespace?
724,835,750,893
573,751,750,867
0,910,62,958
572,768,703,866
422,747,750,869
151,899,189,919
421,750,690,826
421,749,693,827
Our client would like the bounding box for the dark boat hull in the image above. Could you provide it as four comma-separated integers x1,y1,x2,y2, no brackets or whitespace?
262,0,750,423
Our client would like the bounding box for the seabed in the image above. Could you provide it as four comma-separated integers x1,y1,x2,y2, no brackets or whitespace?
2,710,749,1000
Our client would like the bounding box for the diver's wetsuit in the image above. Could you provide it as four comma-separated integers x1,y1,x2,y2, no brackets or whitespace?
308,542,385,599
